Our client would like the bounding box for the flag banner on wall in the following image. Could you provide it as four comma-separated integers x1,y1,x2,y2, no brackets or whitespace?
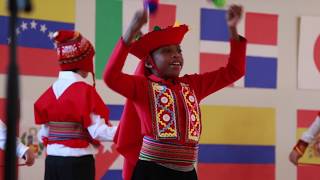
0,0,75,77
95,1,176,79
200,9,278,89
298,16,320,90
296,109,320,180
198,105,276,180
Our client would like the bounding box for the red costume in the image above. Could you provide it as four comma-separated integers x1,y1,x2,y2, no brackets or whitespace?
34,30,115,180
34,81,109,148
104,25,247,180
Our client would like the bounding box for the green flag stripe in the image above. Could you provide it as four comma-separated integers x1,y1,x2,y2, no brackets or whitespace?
95,0,122,79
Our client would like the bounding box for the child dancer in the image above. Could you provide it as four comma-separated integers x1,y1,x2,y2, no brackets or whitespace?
34,30,117,180
289,114,320,165
104,5,246,180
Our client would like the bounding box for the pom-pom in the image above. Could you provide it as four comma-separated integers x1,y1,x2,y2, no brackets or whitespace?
53,30,79,43
144,0,159,14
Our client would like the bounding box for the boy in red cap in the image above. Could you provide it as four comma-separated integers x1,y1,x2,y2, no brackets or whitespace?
289,113,320,165
104,4,246,180
34,30,117,180
0,119,35,166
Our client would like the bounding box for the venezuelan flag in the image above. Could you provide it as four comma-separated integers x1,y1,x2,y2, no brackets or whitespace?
0,0,75,77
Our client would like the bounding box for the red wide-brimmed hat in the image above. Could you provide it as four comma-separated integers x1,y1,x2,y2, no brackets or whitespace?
130,24,189,60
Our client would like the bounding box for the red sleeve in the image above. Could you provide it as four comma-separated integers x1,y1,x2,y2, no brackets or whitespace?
103,38,142,100
34,97,48,125
90,88,110,126
184,37,247,100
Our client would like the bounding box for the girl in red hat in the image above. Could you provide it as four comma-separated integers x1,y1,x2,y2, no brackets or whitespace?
0,119,35,166
289,113,320,165
104,4,246,180
34,30,117,180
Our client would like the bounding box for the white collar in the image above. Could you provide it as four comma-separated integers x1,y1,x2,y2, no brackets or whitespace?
58,71,87,83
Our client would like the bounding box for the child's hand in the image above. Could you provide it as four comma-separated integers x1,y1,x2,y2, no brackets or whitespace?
24,148,35,166
123,10,148,45
226,4,243,28
289,150,301,165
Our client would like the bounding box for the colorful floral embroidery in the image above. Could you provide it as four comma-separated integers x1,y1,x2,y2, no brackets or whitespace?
149,82,201,142
150,82,178,139
181,83,201,142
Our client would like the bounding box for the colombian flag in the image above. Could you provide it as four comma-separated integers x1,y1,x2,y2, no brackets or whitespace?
198,105,276,180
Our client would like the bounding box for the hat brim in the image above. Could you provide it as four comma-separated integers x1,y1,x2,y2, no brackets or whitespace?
129,24,189,60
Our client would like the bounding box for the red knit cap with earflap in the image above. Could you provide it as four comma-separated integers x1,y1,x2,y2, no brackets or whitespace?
53,30,96,86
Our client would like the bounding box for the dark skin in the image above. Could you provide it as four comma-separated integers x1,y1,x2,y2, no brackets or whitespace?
146,45,183,80
124,5,243,81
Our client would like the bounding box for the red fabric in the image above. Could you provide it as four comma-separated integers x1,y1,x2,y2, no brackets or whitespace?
104,37,246,179
112,62,145,180
34,82,110,147
130,25,188,60
113,100,142,180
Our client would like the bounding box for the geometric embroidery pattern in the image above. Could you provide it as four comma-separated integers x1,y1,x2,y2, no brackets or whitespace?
150,82,178,139
181,83,201,142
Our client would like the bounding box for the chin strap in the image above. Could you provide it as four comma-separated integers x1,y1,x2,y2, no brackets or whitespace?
147,56,163,78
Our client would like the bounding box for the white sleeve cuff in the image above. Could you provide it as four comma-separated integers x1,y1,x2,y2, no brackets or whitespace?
37,124,49,143
16,140,29,158
88,113,118,141
301,116,320,143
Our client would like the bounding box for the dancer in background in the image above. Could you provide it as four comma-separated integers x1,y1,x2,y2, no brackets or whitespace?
34,30,117,180
0,119,35,166
289,114,320,165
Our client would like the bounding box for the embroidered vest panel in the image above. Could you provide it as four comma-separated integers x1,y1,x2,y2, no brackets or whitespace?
149,82,178,139
149,81,201,142
180,83,201,142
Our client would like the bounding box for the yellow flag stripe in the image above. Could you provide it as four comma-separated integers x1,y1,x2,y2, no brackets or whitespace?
200,105,275,145
0,0,75,23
